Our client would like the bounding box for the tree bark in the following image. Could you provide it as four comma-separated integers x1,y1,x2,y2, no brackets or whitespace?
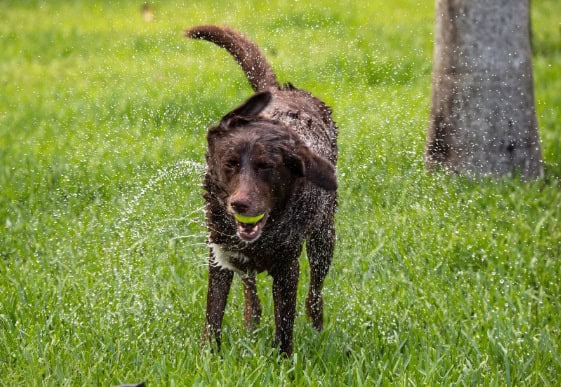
426,0,544,179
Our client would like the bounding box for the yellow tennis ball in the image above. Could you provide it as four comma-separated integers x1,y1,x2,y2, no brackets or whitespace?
234,213,265,224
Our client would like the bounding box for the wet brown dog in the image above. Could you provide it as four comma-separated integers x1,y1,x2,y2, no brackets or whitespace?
186,25,337,355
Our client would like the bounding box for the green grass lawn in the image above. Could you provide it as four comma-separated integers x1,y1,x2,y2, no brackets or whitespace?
1,0,560,385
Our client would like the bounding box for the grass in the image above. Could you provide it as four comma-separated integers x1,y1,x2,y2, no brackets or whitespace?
1,0,560,385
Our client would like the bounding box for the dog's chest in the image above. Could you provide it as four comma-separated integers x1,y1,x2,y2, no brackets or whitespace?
210,243,251,273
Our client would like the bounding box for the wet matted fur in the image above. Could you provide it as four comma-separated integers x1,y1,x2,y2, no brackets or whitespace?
186,25,338,356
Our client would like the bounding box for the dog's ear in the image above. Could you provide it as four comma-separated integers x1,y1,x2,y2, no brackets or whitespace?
231,91,272,117
208,92,272,140
219,91,272,128
285,145,337,191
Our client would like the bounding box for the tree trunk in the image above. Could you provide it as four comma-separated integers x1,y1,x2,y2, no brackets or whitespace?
426,0,544,179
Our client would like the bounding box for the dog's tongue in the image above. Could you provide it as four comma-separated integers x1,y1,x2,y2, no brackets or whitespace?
237,221,263,241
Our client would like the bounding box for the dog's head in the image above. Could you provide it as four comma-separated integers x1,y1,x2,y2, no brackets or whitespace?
206,91,337,242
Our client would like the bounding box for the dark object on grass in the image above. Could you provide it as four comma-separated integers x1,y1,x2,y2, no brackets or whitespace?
186,25,338,356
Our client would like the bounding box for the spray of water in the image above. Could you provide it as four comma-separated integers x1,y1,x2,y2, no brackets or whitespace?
97,158,208,336
117,159,206,241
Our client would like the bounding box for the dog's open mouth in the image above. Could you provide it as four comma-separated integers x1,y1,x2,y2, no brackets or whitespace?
234,213,267,242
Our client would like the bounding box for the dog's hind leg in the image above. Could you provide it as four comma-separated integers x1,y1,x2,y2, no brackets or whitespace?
305,214,335,331
241,273,262,330
271,258,300,355
202,254,234,351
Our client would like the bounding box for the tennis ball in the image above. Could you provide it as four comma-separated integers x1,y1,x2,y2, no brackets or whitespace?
234,213,265,224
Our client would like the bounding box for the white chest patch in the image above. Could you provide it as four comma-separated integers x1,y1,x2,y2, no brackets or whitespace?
210,243,249,273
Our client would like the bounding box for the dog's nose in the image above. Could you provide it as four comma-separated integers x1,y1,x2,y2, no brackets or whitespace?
230,196,251,214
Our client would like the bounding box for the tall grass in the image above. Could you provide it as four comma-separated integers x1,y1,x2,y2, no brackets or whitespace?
1,0,560,385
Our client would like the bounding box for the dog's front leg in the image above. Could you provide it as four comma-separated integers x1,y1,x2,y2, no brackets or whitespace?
202,255,233,351
271,259,299,356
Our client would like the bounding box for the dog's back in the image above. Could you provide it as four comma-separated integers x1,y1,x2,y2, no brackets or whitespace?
186,25,337,164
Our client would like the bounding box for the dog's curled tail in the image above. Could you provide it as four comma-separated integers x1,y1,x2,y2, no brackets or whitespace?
186,25,279,92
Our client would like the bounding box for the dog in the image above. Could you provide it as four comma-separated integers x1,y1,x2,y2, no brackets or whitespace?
186,25,338,356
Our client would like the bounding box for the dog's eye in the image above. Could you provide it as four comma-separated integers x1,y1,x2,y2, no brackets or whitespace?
224,159,239,170
255,162,273,171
